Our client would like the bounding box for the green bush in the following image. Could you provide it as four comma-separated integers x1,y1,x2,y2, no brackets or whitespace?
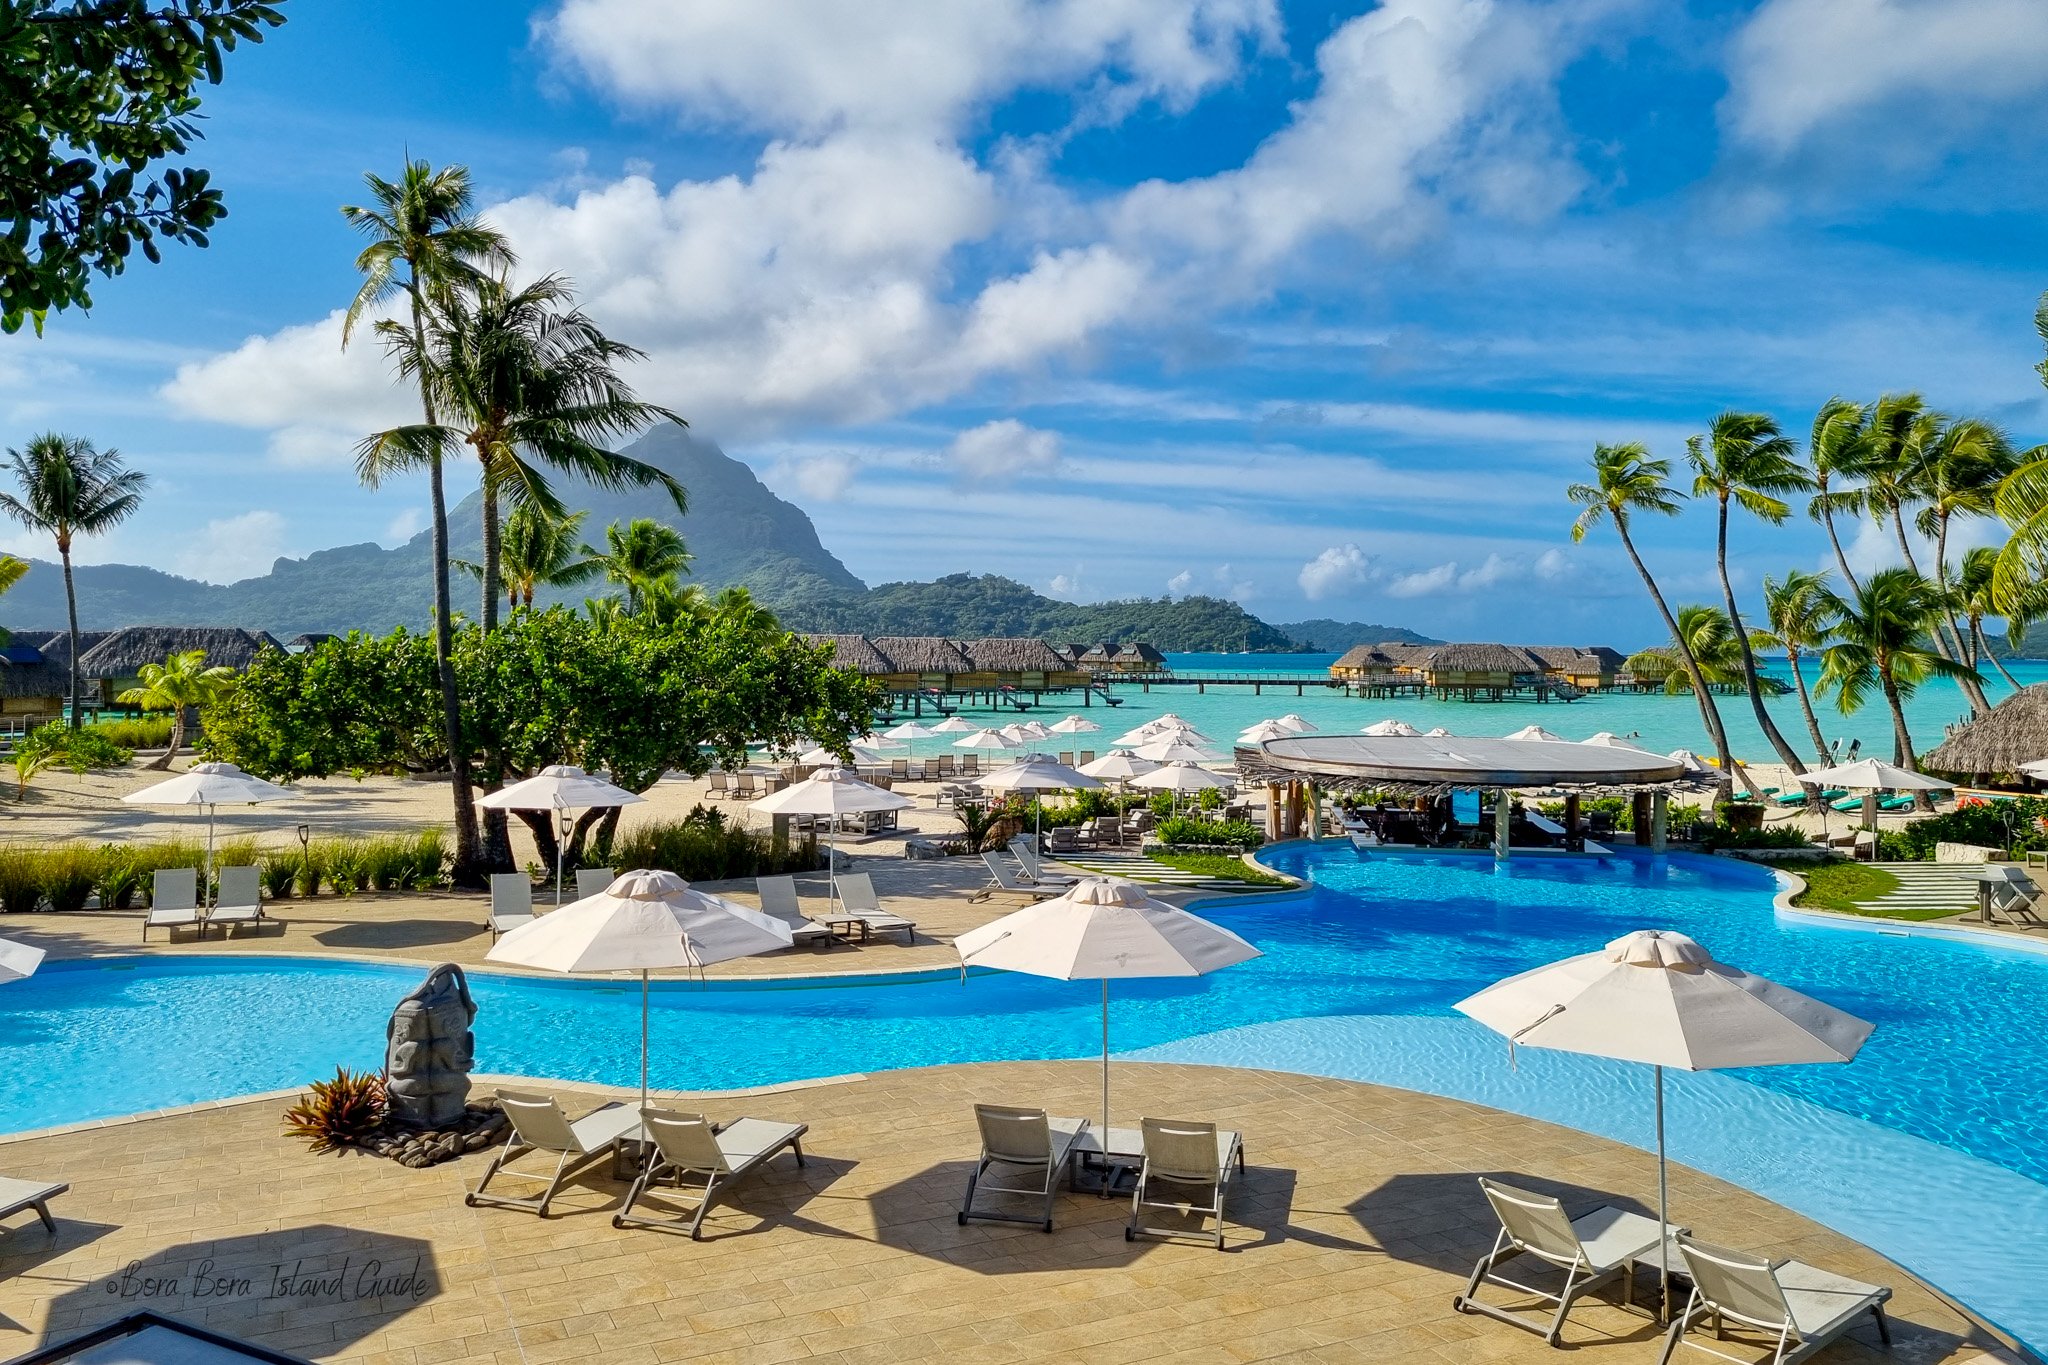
94,852,143,909
1156,816,1264,850
363,835,411,891
259,856,298,899
324,839,365,896
0,848,41,912
295,845,325,897
1882,797,2048,862
90,716,174,749
15,721,132,794
604,810,824,880
1147,791,1175,818
41,845,99,913
1697,823,1814,852
407,828,445,889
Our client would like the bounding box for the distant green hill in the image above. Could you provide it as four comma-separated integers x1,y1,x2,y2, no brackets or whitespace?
1272,618,1444,651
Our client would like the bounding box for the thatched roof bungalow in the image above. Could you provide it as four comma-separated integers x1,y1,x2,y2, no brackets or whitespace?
799,633,895,676
14,630,112,671
0,644,64,720
1528,644,1628,689
288,632,340,651
1415,643,1545,694
1109,642,1167,672
1330,644,1407,681
957,637,1089,690
867,635,976,691
77,626,282,684
1924,684,2048,778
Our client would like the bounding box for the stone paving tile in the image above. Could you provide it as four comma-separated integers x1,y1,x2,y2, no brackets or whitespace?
0,1061,2020,1365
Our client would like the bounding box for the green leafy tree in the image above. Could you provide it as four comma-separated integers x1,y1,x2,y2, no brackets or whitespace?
358,273,686,633
0,433,146,727
342,159,513,884
1687,410,1813,780
455,505,598,610
595,517,690,614
1817,568,1978,799
1568,442,1751,795
1755,570,1840,765
0,0,285,334
115,648,235,768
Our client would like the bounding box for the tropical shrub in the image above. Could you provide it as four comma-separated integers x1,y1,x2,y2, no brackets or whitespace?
1156,816,1264,850
259,856,298,899
1696,823,1814,852
91,716,175,749
604,811,824,880
93,853,143,910
14,721,132,796
282,1068,389,1153
1147,791,1175,818
324,840,366,896
294,845,326,897
41,845,98,913
951,801,1009,853
1884,798,2048,862
0,848,41,912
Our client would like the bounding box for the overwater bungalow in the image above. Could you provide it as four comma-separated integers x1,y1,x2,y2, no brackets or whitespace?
1527,645,1628,690
76,626,285,708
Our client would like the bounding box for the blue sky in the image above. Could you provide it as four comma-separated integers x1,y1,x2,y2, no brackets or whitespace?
5,0,2048,646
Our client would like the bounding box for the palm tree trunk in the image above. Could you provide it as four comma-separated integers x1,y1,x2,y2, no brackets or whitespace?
1931,514,1989,715
1817,484,1862,595
1890,503,1923,575
409,289,483,888
1977,621,2022,690
480,470,501,633
146,708,182,771
1616,523,1755,799
1715,498,1807,780
1785,647,1831,765
60,541,79,731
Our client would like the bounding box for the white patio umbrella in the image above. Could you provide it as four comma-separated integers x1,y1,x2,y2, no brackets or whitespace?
123,762,296,904
1129,761,1233,793
1275,714,1318,733
1361,718,1422,737
955,877,1261,1136
1115,719,1213,746
1455,929,1872,1319
882,720,942,741
1666,748,1716,779
1018,720,1054,740
853,732,908,751
794,746,855,768
0,935,44,985
2020,758,2048,781
929,715,981,734
976,756,1103,843
1802,758,1953,829
749,768,913,908
997,723,1035,744
1237,720,1297,745
1583,731,1654,752
478,764,646,907
1423,727,1453,738
1077,749,1159,783
487,869,792,1106
953,728,1019,760
1505,724,1564,742
1046,715,1101,735
1133,735,1218,764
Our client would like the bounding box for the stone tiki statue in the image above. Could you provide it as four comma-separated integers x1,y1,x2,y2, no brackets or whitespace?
384,963,477,1128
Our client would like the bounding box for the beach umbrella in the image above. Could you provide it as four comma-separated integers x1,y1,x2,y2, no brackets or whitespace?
976,756,1103,843
882,720,942,741
750,769,913,908
0,935,43,985
930,715,981,734
1456,929,1871,1319
953,727,1019,759
998,723,1035,744
853,732,908,751
1423,727,1453,738
123,762,296,904
1361,719,1421,737
2020,759,2048,781
1237,720,1297,745
1017,720,1054,740
1506,724,1565,742
955,877,1260,1137
1275,714,1318,733
1078,749,1159,783
487,869,792,1106
1132,735,1218,764
478,765,647,907
1583,731,1654,753
1803,758,1953,829
1666,749,1716,780
1129,761,1233,793
1046,715,1101,735
795,746,859,768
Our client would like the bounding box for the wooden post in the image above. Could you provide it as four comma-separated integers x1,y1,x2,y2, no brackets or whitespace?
1632,791,1654,846
1493,787,1511,860
1651,791,1669,852
1266,783,1284,842
1308,784,1323,840
1563,793,1582,853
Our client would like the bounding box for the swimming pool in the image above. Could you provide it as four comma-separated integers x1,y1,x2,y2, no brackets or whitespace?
6,846,2048,1347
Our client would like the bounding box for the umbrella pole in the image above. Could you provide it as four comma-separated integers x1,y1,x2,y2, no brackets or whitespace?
205,804,216,909
1656,1063,1669,1323
641,969,650,1112
1101,978,1111,1140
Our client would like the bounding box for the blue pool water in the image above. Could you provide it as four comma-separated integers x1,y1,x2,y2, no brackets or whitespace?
7,846,2048,1345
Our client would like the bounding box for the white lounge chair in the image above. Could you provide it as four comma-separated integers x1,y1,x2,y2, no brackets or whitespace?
1125,1117,1245,1250
1005,836,1079,886
973,852,1065,903
574,867,616,902
207,865,264,935
1453,1176,1676,1346
142,868,202,942
959,1103,1089,1232
1659,1234,1891,1365
753,875,833,949
488,874,534,940
613,1109,808,1239
834,872,916,944
466,1090,645,1216
0,1174,66,1236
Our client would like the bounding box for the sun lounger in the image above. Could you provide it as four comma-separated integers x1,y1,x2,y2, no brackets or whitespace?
1006,836,1079,885
707,770,730,798
974,852,1065,903
142,868,202,942
732,773,759,799
1658,1233,1890,1365
207,865,264,935
613,1109,808,1239
1454,1176,1676,1346
959,1103,1089,1231
1078,751,1096,765
1879,793,1916,811
466,1090,645,1216
488,874,534,940
1985,880,2046,926
575,868,615,901
833,872,916,943
754,875,833,949
0,1174,66,1236
1125,1117,1244,1249
960,754,980,776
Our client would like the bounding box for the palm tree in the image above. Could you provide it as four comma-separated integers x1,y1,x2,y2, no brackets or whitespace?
1818,568,1979,801
595,517,690,614
1806,397,1869,594
1756,570,1840,764
1909,416,2014,714
1991,443,2048,613
116,650,236,770
1657,604,1747,691
359,274,686,632
1860,391,1936,573
342,160,512,882
1957,545,2039,692
1687,411,1813,780
455,506,599,610
1569,443,1753,796
0,435,146,729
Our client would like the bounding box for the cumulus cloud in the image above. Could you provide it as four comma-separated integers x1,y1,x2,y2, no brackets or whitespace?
1297,543,1376,599
773,451,858,502
171,511,290,585
1724,0,2048,154
949,419,1062,482
1385,548,1573,597
383,508,426,546
1214,563,1256,602
1166,569,1193,595
1386,561,1461,598
1047,568,1084,599
1534,547,1569,580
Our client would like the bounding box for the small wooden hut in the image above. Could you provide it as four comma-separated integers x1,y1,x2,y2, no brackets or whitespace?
868,635,975,693
1924,684,2048,780
0,642,64,726
1416,643,1546,698
1109,642,1167,673
1329,644,1407,682
1527,645,1625,690
799,633,896,678
958,637,1088,692
1077,642,1118,671
77,626,282,702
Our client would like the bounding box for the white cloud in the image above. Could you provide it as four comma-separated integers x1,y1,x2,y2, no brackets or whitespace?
1724,0,2048,154
948,419,1062,482
1166,569,1193,595
1047,569,1083,599
1384,549,1565,597
1534,547,1569,580
1297,543,1376,599
171,511,289,585
1213,563,1256,602
1386,560,1461,598
772,452,858,503
382,508,426,546
1457,552,1516,591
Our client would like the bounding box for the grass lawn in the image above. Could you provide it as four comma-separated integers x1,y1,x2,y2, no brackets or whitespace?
1761,857,1959,920
1149,851,1292,887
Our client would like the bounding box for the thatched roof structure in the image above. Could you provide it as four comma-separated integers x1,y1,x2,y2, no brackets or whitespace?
870,635,974,673
1113,642,1166,665
1527,645,1626,672
960,637,1070,672
15,630,111,670
289,632,340,650
1079,642,1116,663
800,633,894,675
1332,644,1401,671
0,658,64,698
1924,684,2048,775
76,626,282,677
1420,643,1544,675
